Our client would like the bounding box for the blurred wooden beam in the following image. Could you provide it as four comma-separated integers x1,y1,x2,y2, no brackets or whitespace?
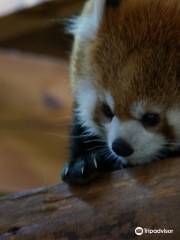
0,24,73,58
0,0,83,41
0,50,72,192
0,157,179,239
0,50,72,116
0,0,49,17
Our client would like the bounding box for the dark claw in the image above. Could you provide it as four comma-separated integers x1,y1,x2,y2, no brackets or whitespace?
61,159,98,185
61,155,126,185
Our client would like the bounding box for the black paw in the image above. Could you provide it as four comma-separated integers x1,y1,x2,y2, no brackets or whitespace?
61,157,99,185
61,154,126,185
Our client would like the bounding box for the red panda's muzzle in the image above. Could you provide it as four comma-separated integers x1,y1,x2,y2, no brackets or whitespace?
112,137,134,157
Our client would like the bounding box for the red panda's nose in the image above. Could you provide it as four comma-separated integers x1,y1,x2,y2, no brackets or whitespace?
112,138,134,157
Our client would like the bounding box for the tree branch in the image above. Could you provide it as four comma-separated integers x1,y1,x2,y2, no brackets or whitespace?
0,157,179,239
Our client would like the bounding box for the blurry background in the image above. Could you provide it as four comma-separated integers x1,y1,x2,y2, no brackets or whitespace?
0,0,83,193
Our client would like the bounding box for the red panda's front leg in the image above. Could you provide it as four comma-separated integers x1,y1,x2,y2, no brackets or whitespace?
61,113,125,185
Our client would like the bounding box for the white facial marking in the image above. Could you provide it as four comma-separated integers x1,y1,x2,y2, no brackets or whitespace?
75,79,99,135
167,109,180,140
106,117,121,148
67,0,106,40
76,83,115,136
107,118,166,165
131,100,161,119
131,101,146,119
105,92,115,111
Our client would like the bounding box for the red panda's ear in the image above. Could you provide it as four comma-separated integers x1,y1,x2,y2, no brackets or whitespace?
67,0,106,40
67,0,121,40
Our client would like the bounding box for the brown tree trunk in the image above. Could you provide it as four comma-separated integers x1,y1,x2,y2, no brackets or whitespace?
0,157,179,240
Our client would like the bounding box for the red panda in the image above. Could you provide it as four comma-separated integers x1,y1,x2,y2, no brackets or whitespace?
62,0,180,184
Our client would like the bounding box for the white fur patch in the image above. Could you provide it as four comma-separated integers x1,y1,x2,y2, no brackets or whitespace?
67,0,106,39
131,100,161,119
75,79,99,135
106,117,166,165
131,101,146,119
76,83,116,136
105,92,115,112
167,109,180,140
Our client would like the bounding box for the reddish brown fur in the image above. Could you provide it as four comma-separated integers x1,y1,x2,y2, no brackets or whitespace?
91,0,180,107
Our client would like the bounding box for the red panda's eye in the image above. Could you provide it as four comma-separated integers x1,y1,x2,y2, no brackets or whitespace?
102,103,114,120
141,113,160,127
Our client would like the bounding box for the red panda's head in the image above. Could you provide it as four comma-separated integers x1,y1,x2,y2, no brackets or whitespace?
70,0,180,165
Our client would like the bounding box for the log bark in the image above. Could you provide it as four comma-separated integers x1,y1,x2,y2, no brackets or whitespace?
0,157,179,240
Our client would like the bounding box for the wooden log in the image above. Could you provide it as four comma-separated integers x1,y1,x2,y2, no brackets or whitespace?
0,157,179,240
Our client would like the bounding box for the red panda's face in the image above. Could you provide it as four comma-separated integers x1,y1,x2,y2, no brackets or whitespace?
76,79,180,165
70,0,180,165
